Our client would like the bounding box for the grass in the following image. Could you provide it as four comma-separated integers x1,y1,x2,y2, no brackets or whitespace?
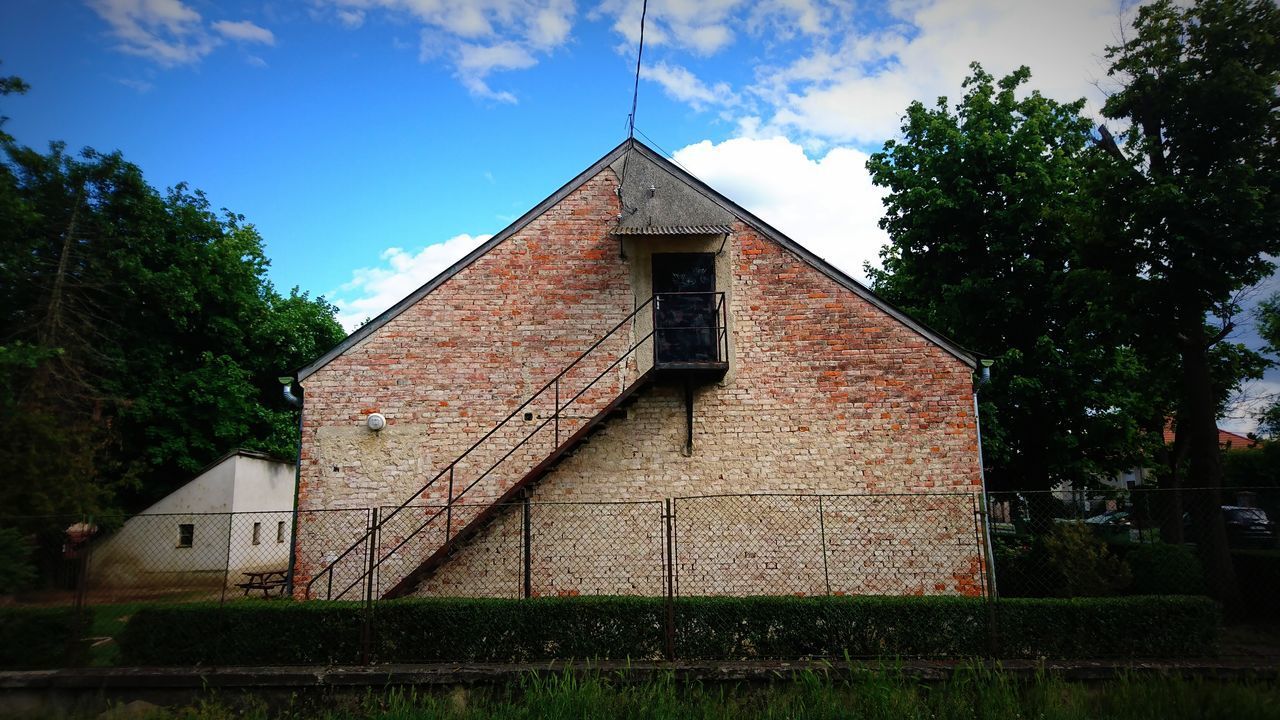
86,603,145,667
42,666,1280,720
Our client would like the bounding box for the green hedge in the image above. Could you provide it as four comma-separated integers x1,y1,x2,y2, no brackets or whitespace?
1231,549,1280,620
0,607,90,668
117,595,1219,666
993,596,1219,659
675,595,987,659
1123,544,1205,595
118,597,663,666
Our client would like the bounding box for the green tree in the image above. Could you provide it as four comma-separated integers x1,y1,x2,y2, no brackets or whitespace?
1253,293,1280,439
0,115,346,525
867,64,1149,494
1092,0,1280,604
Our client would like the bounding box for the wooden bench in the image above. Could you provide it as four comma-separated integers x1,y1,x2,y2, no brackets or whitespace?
236,569,288,597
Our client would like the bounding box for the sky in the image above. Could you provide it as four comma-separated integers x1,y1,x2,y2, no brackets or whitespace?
1,0,1275,431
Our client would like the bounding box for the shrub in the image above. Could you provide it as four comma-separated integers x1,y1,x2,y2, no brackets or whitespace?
0,527,36,594
117,595,1218,666
1231,549,1280,620
0,607,90,668
993,596,1218,658
1041,522,1132,596
1124,544,1205,595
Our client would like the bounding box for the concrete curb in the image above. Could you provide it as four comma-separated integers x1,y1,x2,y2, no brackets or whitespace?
3,658,1279,691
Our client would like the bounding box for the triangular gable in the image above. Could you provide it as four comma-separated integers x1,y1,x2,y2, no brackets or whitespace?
298,139,977,381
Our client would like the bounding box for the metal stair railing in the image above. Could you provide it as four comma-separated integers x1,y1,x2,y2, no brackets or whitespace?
304,296,638,599
304,292,727,600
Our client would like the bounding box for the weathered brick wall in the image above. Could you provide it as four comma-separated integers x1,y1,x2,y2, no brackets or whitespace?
294,169,639,596
415,220,984,598
296,164,984,600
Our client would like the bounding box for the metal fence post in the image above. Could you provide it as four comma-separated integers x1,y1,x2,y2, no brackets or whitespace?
523,494,533,599
361,507,379,665
974,493,1000,658
71,518,91,667
817,495,831,597
664,498,676,661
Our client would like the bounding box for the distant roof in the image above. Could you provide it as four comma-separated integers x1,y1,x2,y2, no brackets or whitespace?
297,139,979,380
1161,422,1259,449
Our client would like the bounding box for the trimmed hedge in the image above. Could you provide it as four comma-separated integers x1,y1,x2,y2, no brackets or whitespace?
675,595,987,659
1123,544,1205,595
1231,549,1280,620
116,595,1219,666
118,597,663,666
0,606,90,668
993,596,1219,659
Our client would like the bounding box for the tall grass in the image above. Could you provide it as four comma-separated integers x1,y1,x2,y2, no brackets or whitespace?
73,667,1280,720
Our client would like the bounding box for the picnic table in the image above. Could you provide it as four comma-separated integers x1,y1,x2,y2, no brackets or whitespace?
236,569,288,597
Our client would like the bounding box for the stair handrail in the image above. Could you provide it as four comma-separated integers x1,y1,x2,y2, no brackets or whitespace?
306,295,659,598
305,291,729,600
360,326,660,599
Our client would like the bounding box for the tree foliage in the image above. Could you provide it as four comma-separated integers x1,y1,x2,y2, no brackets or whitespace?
1093,0,1280,473
867,64,1150,491
0,101,346,522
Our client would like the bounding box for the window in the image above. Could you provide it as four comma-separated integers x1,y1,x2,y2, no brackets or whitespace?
276,521,286,543
177,523,194,548
252,522,261,545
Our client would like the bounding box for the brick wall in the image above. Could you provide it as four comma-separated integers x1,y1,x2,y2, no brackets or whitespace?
295,163,984,600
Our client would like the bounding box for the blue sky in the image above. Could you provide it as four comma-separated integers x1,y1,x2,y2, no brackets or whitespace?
2,0,1276,431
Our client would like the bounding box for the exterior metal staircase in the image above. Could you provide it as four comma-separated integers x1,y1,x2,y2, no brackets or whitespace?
303,292,728,601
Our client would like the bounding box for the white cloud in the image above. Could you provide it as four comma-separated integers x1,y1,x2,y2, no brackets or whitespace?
455,41,538,103
212,20,275,45
335,9,366,28
754,0,1131,144
598,0,829,56
87,0,278,67
672,136,888,283
642,62,736,111
332,233,493,331
594,0,1133,146
116,77,154,93
318,0,577,102
87,0,218,66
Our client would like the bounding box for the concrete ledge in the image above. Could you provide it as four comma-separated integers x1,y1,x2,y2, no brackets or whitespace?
4,658,1279,692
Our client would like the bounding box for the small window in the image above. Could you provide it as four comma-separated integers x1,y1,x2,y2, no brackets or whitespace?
276,521,286,543
251,522,261,545
177,523,194,548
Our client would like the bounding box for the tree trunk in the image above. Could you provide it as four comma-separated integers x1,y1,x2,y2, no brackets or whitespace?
1153,413,1186,545
1179,329,1240,608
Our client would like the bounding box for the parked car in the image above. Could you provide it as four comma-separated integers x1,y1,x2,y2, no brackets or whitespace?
1084,510,1136,544
1181,506,1278,549
1222,506,1277,549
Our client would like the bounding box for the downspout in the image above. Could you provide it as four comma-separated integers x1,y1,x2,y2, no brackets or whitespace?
975,359,997,598
280,377,303,597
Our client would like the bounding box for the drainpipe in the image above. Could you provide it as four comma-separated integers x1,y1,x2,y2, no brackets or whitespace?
280,377,303,596
281,377,303,408
974,359,998,599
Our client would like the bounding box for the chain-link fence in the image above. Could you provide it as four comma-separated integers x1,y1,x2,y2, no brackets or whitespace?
3,486,1276,666
986,486,1279,619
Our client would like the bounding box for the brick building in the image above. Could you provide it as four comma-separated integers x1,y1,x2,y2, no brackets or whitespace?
290,139,986,601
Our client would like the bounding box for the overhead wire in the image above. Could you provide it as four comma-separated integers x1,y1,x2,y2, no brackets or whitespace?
617,0,650,209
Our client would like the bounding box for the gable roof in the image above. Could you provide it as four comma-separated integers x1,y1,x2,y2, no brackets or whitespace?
298,139,978,381
1161,420,1260,449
